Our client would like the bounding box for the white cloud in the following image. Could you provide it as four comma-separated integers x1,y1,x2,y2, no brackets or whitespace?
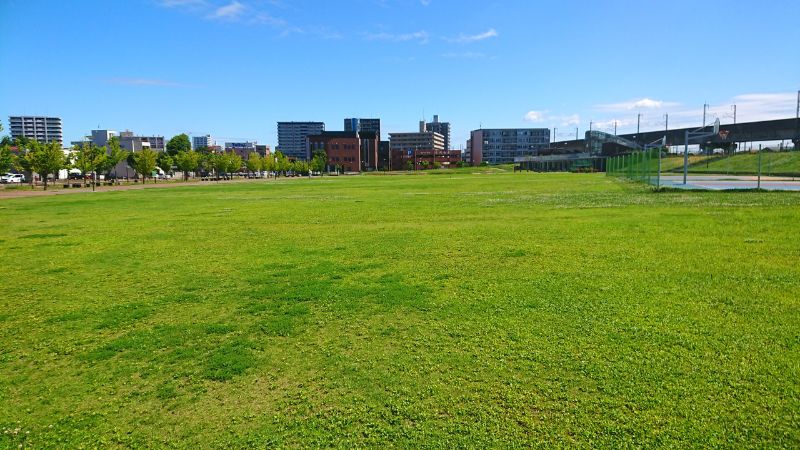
445,28,498,44
591,118,635,132
523,111,545,122
208,1,245,20
364,30,429,43
560,114,581,126
523,111,580,127
597,97,679,111
420,0,431,5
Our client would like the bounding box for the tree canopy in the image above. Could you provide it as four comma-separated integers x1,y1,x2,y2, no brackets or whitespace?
245,152,262,175
311,149,327,174
132,149,158,183
175,150,201,180
72,142,107,190
166,134,191,156
0,142,14,174
27,141,66,190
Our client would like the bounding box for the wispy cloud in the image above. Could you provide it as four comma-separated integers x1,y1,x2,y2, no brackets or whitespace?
207,1,245,20
104,77,192,88
157,0,306,37
159,0,208,8
523,111,544,122
591,92,798,133
364,30,429,44
420,0,431,5
444,28,498,43
442,51,486,59
596,97,680,111
523,111,581,127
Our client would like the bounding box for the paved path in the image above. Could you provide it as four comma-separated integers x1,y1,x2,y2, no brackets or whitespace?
659,175,800,191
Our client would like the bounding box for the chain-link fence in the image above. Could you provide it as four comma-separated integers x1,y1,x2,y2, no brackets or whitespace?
607,147,800,190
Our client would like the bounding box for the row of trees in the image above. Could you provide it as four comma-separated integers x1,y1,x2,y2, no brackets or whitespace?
0,125,331,190
0,134,167,191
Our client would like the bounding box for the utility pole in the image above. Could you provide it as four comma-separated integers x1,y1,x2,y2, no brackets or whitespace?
637,113,641,135
795,90,799,151
575,127,578,140
589,121,593,132
664,114,669,153
614,121,617,136
732,104,737,124
703,102,708,128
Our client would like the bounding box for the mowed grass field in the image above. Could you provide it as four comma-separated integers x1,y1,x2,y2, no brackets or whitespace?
1,172,799,447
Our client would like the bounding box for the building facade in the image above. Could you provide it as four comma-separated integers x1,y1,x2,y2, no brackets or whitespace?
308,131,378,173
468,128,550,165
425,115,451,150
9,116,63,144
277,121,325,160
390,149,462,171
192,135,214,150
344,118,381,141
389,121,445,154
118,131,165,152
225,142,257,159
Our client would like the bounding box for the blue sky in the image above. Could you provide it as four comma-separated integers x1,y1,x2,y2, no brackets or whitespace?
1,0,798,149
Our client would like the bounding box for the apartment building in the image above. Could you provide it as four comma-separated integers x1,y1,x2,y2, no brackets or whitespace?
277,121,325,160
8,116,63,144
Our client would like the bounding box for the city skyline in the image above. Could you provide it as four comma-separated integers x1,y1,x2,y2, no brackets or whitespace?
1,0,798,149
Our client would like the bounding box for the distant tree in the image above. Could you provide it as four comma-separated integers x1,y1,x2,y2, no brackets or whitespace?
0,142,14,174
202,152,221,179
166,134,191,156
105,137,129,180
175,150,201,181
27,141,66,190
406,160,414,171
432,161,442,169
245,152,262,177
13,139,35,188
421,160,430,169
310,149,327,175
73,142,108,191
293,160,309,176
221,152,243,178
261,153,275,178
132,148,158,184
274,151,290,177
157,152,174,176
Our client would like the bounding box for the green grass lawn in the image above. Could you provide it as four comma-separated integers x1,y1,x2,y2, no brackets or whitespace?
686,151,800,176
1,173,798,447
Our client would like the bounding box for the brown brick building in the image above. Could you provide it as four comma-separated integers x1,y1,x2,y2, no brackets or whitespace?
308,131,379,172
390,148,462,170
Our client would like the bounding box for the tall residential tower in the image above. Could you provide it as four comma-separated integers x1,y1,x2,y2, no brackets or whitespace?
277,121,325,160
8,116,63,145
425,115,451,150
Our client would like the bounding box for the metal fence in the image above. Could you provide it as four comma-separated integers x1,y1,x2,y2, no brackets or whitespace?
606,148,663,186
607,147,800,190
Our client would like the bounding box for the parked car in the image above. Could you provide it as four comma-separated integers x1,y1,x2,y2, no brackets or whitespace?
4,174,25,183
68,172,84,180
0,173,12,183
